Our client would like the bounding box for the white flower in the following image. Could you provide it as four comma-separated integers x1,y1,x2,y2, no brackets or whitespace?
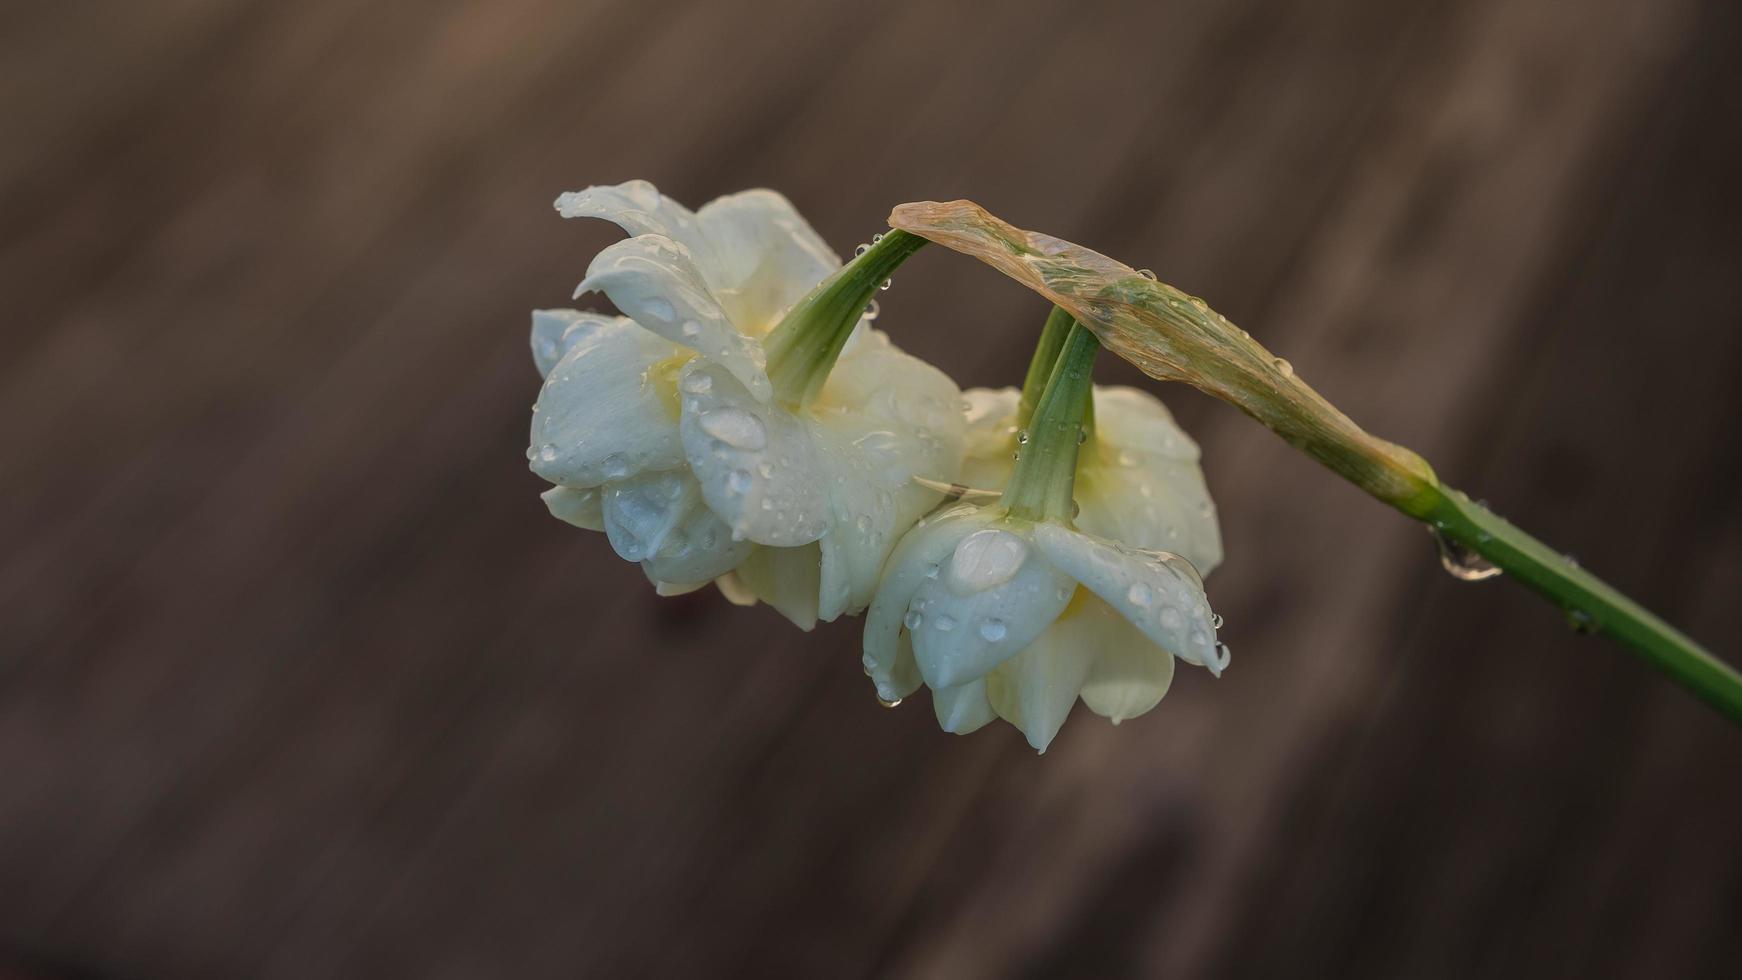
863,324,1223,751
530,181,965,627
958,384,1222,574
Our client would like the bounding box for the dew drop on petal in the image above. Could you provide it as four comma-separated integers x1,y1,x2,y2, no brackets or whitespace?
855,514,873,534
698,408,767,450
934,613,957,631
877,696,903,708
947,528,1029,594
643,297,675,321
923,562,940,580
978,618,1007,642
1160,608,1184,630
681,320,701,339
1211,612,1225,629
538,444,557,462
681,372,712,394
602,453,630,479
903,610,924,631
726,469,753,495
1127,582,1152,606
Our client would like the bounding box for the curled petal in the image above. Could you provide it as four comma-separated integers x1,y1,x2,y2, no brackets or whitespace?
1031,523,1222,674
862,504,987,702
695,189,840,332
541,485,604,531
715,571,758,607
555,180,717,274
908,521,1076,690
531,310,622,379
529,318,685,487
600,470,696,563
640,500,752,586
577,234,770,401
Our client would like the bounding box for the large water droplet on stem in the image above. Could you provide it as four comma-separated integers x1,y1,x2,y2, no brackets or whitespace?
1431,527,1502,582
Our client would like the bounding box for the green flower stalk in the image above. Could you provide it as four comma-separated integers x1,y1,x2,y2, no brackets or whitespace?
888,198,1742,725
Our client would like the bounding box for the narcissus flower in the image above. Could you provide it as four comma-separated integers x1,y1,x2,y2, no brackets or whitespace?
863,316,1224,751
529,181,964,627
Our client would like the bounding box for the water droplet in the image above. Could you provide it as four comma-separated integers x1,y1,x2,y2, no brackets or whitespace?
1566,609,1598,634
923,562,940,579
757,461,774,478
934,613,957,631
1056,585,1074,601
1017,429,1030,445
1273,357,1294,378
880,278,892,291
1138,268,1157,280
1160,608,1183,630
855,514,873,534
1076,427,1088,444
947,528,1030,594
978,618,1007,642
1189,628,1207,647
863,299,880,320
538,444,557,462
680,320,701,338
903,610,924,631
1127,582,1152,606
726,469,753,494
877,696,903,708
680,372,712,393
1215,641,1232,667
1431,528,1502,582
854,243,870,257
698,407,768,450
871,232,884,243
602,453,630,479
1211,613,1225,629
643,297,675,321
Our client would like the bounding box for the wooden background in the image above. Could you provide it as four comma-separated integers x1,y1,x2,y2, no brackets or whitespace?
4,0,1740,977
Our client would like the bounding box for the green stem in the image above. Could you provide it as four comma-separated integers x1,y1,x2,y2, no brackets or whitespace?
1004,323,1099,522
1018,307,1097,442
763,229,926,405
1423,488,1742,723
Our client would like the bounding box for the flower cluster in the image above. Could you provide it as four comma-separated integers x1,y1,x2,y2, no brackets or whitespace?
530,181,1225,750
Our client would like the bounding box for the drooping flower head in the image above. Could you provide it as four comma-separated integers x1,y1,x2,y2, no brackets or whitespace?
529,181,965,627
864,314,1225,751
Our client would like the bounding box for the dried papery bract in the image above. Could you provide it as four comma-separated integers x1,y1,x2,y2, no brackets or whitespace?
888,200,1439,517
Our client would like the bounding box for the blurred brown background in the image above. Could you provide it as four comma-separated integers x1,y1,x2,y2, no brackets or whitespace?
4,0,1742,977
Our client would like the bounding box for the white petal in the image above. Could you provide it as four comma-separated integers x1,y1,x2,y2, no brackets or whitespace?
694,188,840,333
715,571,758,607
1074,599,1176,723
654,580,708,596
530,309,620,379
733,543,822,630
600,470,696,563
640,498,752,586
677,361,830,547
529,318,685,487
541,485,604,530
984,615,1097,753
861,503,988,702
1031,523,1223,674
908,521,1076,690
1079,386,1221,573
576,234,770,402
932,678,997,734
957,386,1020,492
555,180,718,275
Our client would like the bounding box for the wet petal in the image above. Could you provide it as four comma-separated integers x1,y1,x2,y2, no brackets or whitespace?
909,521,1076,690
576,234,770,401
861,503,987,702
599,470,696,563
957,386,1020,491
640,499,752,586
677,361,830,547
529,317,685,487
555,180,717,275
1031,523,1222,674
733,543,822,630
695,188,840,333
1078,386,1222,573
531,310,622,379
541,485,604,531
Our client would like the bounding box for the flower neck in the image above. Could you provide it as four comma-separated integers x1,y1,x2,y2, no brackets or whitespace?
763,229,926,406
1003,322,1099,523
